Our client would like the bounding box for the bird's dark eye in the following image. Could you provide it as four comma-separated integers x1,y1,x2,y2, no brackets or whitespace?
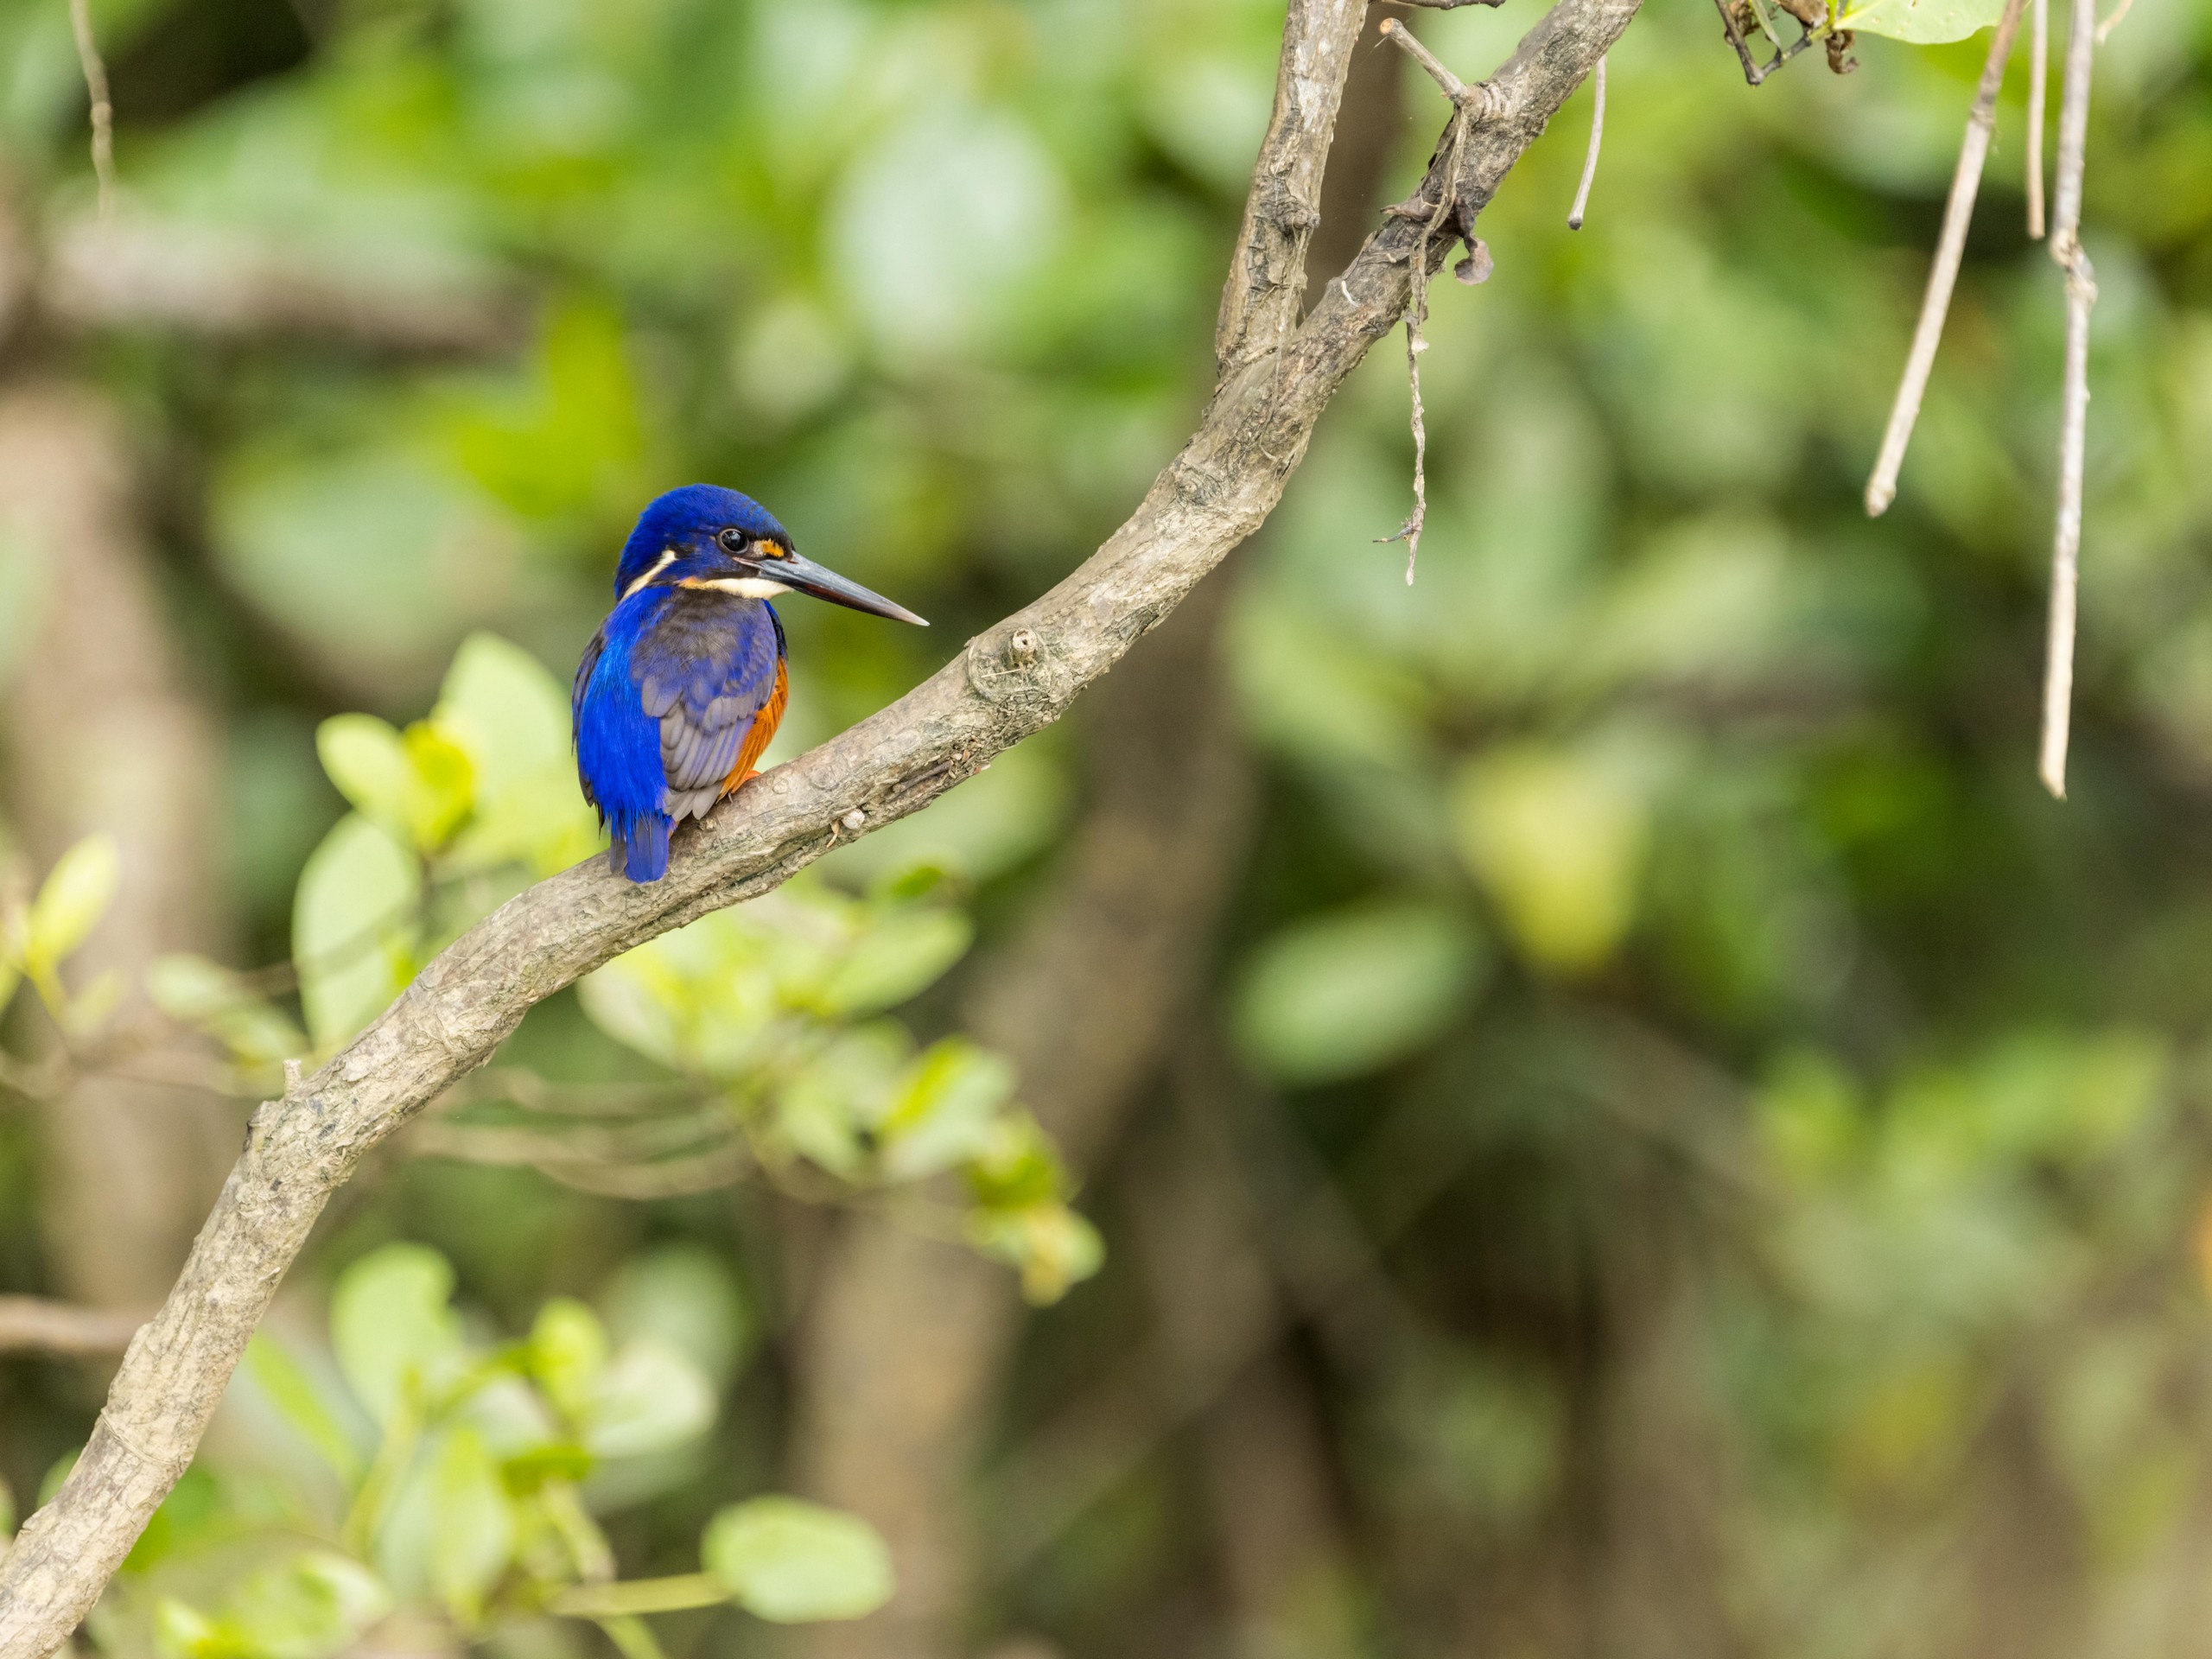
715,527,747,554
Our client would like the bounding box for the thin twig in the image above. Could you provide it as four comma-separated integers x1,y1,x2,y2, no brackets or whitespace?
1861,0,2031,518
1568,54,1606,229
1376,16,1480,583
0,1297,145,1357
65,0,114,219
2041,0,2098,798
2027,0,2049,236
1378,15,1471,105
2093,0,2133,42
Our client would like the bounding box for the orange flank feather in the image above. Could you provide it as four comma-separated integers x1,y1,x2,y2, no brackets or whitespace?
722,657,788,797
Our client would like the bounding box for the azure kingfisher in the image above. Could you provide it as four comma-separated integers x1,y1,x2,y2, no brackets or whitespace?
574,484,926,883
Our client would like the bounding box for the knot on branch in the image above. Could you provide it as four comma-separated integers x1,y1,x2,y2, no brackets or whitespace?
966,626,1074,715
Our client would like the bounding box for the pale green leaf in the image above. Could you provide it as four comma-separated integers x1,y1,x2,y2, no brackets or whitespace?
778,1024,912,1177
226,1552,392,1659
879,1038,1017,1180
25,833,120,971
149,954,307,1067
812,907,974,1017
429,1427,515,1625
401,721,475,852
152,1598,221,1659
60,967,125,1037
329,1243,465,1426
599,1246,752,1389
295,814,420,1049
245,1335,366,1484
582,1338,716,1459
317,715,413,834
434,632,573,801
702,1497,894,1624
1836,0,2005,41
1452,745,1650,975
530,1297,611,1421
967,1203,1104,1305
1233,906,1483,1084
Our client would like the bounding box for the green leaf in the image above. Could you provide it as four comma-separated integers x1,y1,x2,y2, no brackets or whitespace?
24,833,120,972
152,1598,222,1659
777,1023,912,1178
582,1339,716,1459
428,1427,515,1625
226,1552,392,1659
316,714,474,855
0,1473,16,1539
401,721,476,852
600,1245,752,1389
329,1243,466,1426
1835,0,2005,41
294,814,421,1049
966,1203,1104,1306
317,715,412,836
149,954,307,1067
433,632,573,802
963,1112,1066,1212
245,1335,366,1485
529,1297,610,1421
811,906,974,1017
878,1039,1018,1180
1233,905,1483,1085
1452,744,1649,975
702,1497,894,1624
61,967,125,1037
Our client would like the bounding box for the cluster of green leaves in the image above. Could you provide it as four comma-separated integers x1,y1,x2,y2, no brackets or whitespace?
142,632,593,1072
101,1243,889,1659
0,833,123,1039
578,874,1102,1302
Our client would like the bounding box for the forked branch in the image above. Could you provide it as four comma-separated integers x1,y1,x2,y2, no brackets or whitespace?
0,0,1641,1647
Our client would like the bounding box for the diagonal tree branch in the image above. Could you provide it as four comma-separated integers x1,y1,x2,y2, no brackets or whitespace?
0,0,1638,1645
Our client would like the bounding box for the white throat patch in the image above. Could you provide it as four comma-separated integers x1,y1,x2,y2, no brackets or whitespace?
694,577,793,599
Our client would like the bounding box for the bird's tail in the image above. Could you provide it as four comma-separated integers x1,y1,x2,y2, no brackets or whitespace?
608,811,672,883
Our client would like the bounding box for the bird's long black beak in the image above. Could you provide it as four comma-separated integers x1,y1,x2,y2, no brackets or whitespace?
772,552,928,626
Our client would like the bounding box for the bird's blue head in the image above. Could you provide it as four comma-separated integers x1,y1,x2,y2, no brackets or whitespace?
612,484,925,626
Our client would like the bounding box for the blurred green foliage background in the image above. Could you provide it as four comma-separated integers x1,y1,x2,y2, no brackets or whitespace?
6,0,2212,1655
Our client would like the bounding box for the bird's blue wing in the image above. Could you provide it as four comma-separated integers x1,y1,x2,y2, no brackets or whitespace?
634,593,786,823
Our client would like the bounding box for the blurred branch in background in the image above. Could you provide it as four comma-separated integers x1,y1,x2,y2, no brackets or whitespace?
37,215,517,355
791,575,1256,1659
0,385,238,1311
0,1297,143,1358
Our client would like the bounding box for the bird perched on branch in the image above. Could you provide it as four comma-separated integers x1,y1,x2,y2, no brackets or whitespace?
574,484,926,883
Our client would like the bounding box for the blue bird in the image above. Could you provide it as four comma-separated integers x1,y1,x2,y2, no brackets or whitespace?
574,484,926,882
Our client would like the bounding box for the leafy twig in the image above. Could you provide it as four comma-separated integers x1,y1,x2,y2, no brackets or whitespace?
1861,0,2031,518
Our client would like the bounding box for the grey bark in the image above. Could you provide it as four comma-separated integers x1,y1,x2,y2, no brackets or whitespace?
0,0,1639,1644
